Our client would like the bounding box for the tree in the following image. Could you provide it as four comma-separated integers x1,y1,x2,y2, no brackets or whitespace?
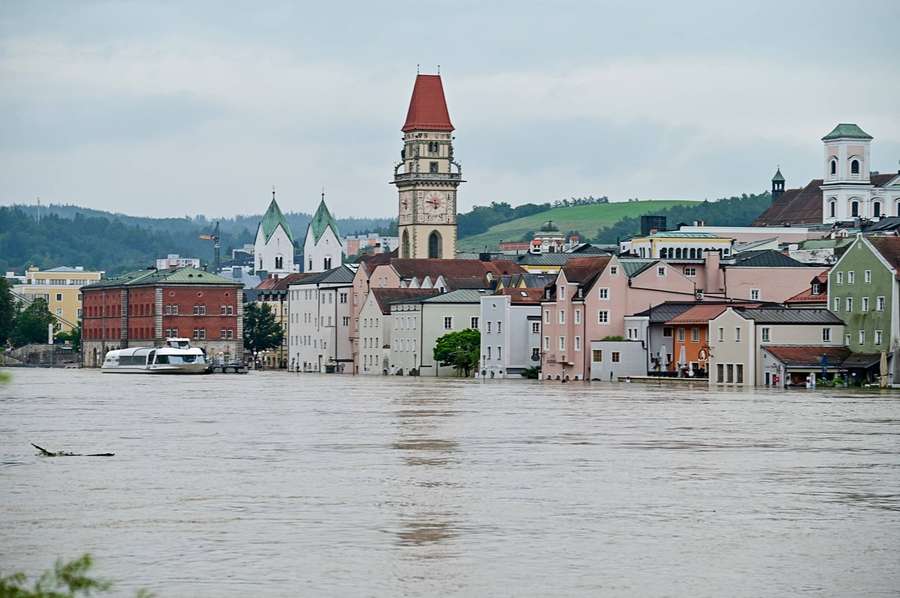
56,324,81,351
433,328,480,377
10,298,55,347
243,302,283,354
0,278,14,347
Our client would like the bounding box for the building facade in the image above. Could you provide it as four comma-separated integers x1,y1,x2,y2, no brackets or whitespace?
393,74,462,259
479,289,543,379
81,267,243,367
254,193,295,277
13,266,103,332
287,265,355,373
254,273,308,368
358,288,439,375
303,197,344,273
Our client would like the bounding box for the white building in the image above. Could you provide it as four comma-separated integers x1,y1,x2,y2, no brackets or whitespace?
287,265,356,373
357,288,440,375
390,289,488,377
254,194,296,277
156,254,201,270
303,197,344,273
479,289,543,378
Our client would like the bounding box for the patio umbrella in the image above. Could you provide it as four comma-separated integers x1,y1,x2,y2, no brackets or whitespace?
880,351,889,388
678,345,687,376
658,346,668,370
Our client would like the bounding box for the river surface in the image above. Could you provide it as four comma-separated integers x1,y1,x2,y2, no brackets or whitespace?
1,369,899,597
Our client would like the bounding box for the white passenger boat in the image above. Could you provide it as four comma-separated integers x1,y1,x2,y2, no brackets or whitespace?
101,338,210,374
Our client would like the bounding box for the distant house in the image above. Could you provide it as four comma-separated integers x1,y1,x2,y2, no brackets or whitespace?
357,288,439,375
479,288,543,378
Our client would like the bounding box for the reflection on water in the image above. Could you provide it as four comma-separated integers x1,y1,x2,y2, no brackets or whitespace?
1,369,900,597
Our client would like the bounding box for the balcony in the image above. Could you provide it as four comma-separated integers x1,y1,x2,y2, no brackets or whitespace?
392,172,464,184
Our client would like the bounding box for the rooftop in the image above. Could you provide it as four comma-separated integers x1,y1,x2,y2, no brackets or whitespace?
763,345,851,367
734,307,843,325
86,267,241,289
753,179,824,226
402,74,454,133
422,289,491,304
726,249,806,268
666,304,732,325
496,287,545,305
372,288,440,315
867,236,900,278
258,197,295,244
307,198,341,245
821,123,873,141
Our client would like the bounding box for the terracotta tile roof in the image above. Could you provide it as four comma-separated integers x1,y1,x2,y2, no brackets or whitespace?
402,74,454,132
255,272,311,291
666,304,732,325
498,287,545,305
560,256,610,286
371,288,440,315
753,179,824,226
391,259,524,281
763,345,850,367
868,236,900,278
358,250,395,272
784,287,827,304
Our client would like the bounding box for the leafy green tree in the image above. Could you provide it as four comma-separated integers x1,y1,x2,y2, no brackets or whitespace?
0,553,153,598
10,298,55,347
243,302,283,354
55,324,81,351
0,278,14,347
433,328,481,377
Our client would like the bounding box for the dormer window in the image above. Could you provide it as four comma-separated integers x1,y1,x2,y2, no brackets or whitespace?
811,283,821,295
851,159,860,175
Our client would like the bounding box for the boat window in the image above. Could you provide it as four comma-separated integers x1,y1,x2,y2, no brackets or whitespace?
155,354,170,364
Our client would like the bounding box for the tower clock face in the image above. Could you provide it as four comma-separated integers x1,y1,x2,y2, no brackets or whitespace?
420,191,447,223
398,191,413,225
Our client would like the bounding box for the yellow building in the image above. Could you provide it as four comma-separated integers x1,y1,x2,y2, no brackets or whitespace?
13,266,103,332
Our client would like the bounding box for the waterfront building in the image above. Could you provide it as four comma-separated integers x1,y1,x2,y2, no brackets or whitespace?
393,73,462,259
390,289,488,376
286,265,356,373
254,273,308,368
156,255,201,270
827,234,900,383
479,288,543,379
13,266,103,332
303,196,344,273
588,339,648,381
349,252,396,374
754,123,900,226
357,288,439,375
666,303,740,377
81,267,243,367
707,307,844,387
254,192,295,277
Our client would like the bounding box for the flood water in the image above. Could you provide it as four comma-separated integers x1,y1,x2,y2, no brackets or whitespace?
1,369,899,597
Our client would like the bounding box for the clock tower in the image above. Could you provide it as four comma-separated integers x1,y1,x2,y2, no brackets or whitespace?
393,73,463,259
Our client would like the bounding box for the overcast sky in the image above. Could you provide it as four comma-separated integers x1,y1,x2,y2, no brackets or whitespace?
1,1,899,219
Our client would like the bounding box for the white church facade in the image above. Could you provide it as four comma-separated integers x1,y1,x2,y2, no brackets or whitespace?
303,196,345,273
254,193,296,278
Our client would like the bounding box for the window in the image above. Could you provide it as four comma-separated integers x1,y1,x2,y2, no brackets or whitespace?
574,336,581,351
845,333,851,345
677,328,685,342
822,328,831,343
877,296,885,311
717,327,724,342
663,327,673,338
833,297,840,311
830,159,837,175
220,328,227,339
851,201,860,218
340,293,348,304
497,321,502,333
610,266,618,276
543,336,550,350
275,256,283,270
859,330,866,345
531,322,540,334
574,310,581,325
559,286,566,300
470,316,479,330
874,202,881,218
599,288,609,300
851,159,859,175
726,363,734,383
220,305,227,315
847,271,855,284
611,351,620,363
486,346,492,360
811,283,821,295
735,327,741,342
342,316,350,326
716,363,724,383
761,327,770,342
689,327,700,342
559,310,565,324
55,292,63,301
486,321,492,333
736,364,744,384
683,267,696,277
544,310,550,324
875,330,883,345
497,346,502,360
836,271,843,285
845,297,853,312
559,336,566,351
598,310,609,324
443,316,453,330
750,289,760,301
829,200,836,218
862,297,869,312
657,266,666,277
592,349,603,362
429,161,439,173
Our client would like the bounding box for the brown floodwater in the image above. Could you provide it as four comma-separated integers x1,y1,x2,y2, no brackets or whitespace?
1,369,899,597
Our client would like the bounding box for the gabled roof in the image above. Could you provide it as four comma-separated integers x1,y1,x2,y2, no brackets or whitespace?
666,304,731,325
390,259,523,281
822,123,872,141
726,249,806,268
402,74,454,133
753,179,823,226
784,287,828,304
422,289,491,304
258,198,294,244
867,236,900,278
288,264,356,286
629,302,697,323
871,173,899,188
763,345,851,367
772,168,785,182
734,307,843,324
85,267,240,289
497,287,545,305
371,288,440,315
307,198,341,245
618,258,657,277
560,256,610,286
255,272,312,292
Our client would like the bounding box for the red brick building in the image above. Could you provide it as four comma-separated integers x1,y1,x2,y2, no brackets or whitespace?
82,267,244,367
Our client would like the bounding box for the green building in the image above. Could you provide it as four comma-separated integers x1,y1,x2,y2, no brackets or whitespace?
828,234,900,382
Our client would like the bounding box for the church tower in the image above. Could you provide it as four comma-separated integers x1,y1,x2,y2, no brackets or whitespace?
392,73,463,259
771,167,785,202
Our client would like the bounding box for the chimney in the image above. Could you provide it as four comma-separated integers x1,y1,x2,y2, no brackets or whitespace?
704,250,722,294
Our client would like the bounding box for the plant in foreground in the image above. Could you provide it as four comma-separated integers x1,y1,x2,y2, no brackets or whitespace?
0,554,152,598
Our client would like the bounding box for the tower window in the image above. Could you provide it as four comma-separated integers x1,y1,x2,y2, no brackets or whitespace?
427,142,439,154
851,201,860,218
829,200,836,218
428,230,443,259
874,201,881,218
275,256,283,270
429,161,439,174
830,159,837,175
851,159,860,175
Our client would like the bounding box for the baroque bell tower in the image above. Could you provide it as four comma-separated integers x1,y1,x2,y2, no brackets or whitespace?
392,73,463,259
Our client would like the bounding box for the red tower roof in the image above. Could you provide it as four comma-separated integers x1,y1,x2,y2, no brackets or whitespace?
402,74,454,133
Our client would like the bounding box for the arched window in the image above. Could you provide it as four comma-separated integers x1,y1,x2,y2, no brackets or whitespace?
851,159,860,175
428,230,442,259
874,201,881,218
275,255,283,270
401,230,410,258
675,248,682,259
830,159,837,175
851,201,860,218
829,200,836,218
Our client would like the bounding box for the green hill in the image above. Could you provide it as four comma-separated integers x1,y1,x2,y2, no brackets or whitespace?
458,200,697,251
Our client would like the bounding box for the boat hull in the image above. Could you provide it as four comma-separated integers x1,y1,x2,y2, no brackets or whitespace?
101,364,210,374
